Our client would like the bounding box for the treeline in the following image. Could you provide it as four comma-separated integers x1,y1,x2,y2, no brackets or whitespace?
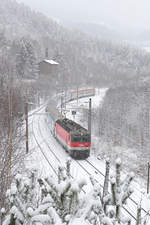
1,0,150,212
96,85,150,179
0,0,150,89
0,32,40,210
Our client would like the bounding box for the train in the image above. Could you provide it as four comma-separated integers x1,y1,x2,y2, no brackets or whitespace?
65,88,95,102
46,106,91,159
56,118,90,158
46,88,94,159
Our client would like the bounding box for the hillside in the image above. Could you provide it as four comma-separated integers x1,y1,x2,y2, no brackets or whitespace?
63,21,123,41
0,0,150,183
0,0,150,89
96,85,150,180
1,1,150,221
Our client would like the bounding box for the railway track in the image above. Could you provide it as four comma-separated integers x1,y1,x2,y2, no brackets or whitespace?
85,158,148,214
29,98,149,224
31,106,58,176
74,159,138,222
32,110,87,194
39,110,146,223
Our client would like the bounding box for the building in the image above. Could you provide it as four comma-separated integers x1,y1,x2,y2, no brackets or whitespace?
39,59,59,80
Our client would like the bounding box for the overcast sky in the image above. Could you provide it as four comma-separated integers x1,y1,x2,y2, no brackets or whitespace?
16,0,150,30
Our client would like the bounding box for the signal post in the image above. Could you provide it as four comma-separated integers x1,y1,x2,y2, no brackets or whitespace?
25,102,29,154
88,98,92,139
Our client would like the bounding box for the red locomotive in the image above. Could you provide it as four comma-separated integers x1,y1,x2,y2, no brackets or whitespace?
55,118,90,159
46,88,94,159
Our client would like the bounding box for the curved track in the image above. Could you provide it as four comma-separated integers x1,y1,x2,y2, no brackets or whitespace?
32,109,87,193
75,158,150,222
30,106,150,224
31,109,58,176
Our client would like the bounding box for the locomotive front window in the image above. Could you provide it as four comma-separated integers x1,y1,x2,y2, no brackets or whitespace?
71,135,90,142
82,136,87,142
82,136,90,142
87,136,91,142
71,136,81,142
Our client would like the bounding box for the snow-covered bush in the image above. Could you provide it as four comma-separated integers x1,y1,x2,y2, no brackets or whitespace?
38,159,87,224
1,170,52,225
1,159,149,225
74,158,140,225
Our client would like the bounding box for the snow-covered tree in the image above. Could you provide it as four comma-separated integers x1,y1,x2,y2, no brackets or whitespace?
16,38,38,79
38,159,86,224
2,159,149,225
1,170,42,225
74,158,135,225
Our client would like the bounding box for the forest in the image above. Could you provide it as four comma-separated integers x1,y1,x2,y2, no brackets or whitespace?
0,0,150,224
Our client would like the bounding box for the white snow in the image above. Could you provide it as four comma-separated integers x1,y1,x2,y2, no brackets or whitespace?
1,208,6,213
69,218,90,225
116,157,121,165
44,59,59,65
10,185,17,195
26,207,34,216
21,87,150,224
31,214,51,223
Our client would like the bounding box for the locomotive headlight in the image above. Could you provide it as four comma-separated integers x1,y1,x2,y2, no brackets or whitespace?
79,143,84,147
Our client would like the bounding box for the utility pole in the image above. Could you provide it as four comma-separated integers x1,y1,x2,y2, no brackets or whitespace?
147,162,150,194
25,102,29,154
88,98,92,139
77,86,79,106
61,96,63,117
8,68,13,186
8,80,12,185
64,89,66,110
37,91,40,106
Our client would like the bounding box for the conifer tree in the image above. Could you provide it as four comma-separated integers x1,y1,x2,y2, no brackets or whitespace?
1,159,149,225
38,158,86,224
77,158,135,225
1,170,48,225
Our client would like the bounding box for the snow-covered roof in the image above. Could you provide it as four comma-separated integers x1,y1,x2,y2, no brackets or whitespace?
44,59,59,65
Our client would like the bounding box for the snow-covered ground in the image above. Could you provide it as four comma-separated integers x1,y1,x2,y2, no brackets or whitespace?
23,88,150,225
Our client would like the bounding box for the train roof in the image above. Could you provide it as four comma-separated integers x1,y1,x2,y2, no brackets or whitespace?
56,118,89,136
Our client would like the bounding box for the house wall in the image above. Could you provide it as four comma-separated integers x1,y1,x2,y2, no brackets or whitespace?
39,61,59,80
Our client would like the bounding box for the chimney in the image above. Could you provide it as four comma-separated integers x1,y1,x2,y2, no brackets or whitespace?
45,48,48,58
